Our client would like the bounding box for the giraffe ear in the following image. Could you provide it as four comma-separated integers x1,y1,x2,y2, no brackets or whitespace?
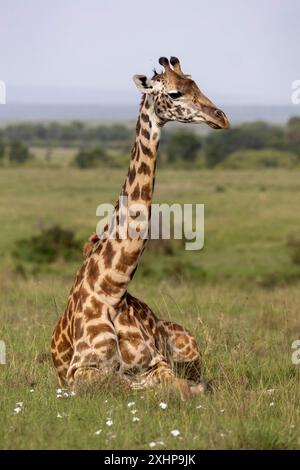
133,75,154,94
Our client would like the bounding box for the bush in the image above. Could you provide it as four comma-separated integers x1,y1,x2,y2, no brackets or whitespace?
205,122,285,167
73,147,109,169
9,140,31,164
218,149,299,169
164,131,202,165
13,225,82,265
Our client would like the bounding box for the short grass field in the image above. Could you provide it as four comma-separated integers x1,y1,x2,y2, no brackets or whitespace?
0,167,300,450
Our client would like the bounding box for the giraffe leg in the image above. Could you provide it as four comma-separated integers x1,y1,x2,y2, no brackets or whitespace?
157,320,207,395
121,295,192,400
51,316,73,387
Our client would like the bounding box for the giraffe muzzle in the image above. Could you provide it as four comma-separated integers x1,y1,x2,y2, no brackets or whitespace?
207,109,230,129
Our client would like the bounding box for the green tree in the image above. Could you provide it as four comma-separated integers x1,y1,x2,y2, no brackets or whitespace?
165,131,202,164
9,140,31,164
73,147,109,169
204,122,285,167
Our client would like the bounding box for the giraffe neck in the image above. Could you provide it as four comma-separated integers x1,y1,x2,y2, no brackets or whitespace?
122,94,161,220
96,95,162,306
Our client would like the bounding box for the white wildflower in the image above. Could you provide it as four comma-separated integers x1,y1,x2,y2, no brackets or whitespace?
14,402,24,414
269,402,275,407
132,417,140,422
149,442,156,448
130,409,138,415
157,440,165,446
106,419,113,426
159,402,168,410
170,429,180,437
95,429,102,435
127,402,135,408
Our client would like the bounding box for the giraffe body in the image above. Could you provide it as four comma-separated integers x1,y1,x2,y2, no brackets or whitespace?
51,57,229,397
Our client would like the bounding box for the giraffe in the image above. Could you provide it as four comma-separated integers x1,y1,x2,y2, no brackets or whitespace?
51,57,229,399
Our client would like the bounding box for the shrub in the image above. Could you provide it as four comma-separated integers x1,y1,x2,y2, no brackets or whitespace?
73,147,109,169
9,140,31,164
218,149,299,169
164,131,202,165
13,225,82,265
204,122,285,167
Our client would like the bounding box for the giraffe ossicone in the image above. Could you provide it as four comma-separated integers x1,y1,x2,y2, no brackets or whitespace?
51,57,229,399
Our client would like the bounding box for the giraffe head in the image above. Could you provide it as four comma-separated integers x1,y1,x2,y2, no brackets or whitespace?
133,56,229,129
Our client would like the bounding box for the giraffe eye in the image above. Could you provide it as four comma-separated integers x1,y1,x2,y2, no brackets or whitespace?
167,91,183,100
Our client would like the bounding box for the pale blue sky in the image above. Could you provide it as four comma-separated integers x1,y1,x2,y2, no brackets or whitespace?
0,0,299,104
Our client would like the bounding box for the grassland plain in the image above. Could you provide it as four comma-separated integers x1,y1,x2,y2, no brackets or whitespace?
0,167,300,450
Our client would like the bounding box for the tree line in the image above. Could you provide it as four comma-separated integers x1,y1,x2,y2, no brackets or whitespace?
0,117,300,169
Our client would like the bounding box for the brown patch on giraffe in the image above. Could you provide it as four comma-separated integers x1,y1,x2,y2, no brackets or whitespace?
141,128,150,140
52,356,63,367
80,287,89,304
100,275,126,296
86,323,115,340
61,350,73,362
102,241,116,269
148,316,155,331
74,317,84,340
116,247,140,272
67,303,73,320
141,113,149,123
140,142,153,158
87,257,100,289
136,119,141,134
119,345,135,364
138,162,151,176
84,298,104,320
76,341,89,352
94,337,117,352
141,183,152,201
57,333,70,353
131,183,140,200
61,315,68,330
128,165,136,185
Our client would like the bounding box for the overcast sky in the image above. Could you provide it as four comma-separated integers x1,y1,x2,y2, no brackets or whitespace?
0,0,299,105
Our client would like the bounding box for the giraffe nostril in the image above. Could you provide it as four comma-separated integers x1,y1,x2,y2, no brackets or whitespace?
215,109,225,119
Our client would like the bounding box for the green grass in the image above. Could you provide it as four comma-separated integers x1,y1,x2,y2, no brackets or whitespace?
0,167,300,449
